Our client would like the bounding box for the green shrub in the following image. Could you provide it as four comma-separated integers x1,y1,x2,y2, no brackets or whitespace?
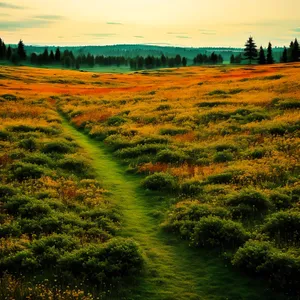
0,223,21,237
156,149,188,164
42,141,74,154
192,216,249,249
19,138,38,152
196,101,230,107
262,74,284,80
18,201,52,218
208,89,227,96
276,99,300,109
249,148,265,159
269,192,292,210
58,157,90,175
142,172,177,191
10,162,45,181
22,153,53,166
107,116,126,126
0,130,10,141
213,151,233,163
262,211,300,246
0,185,17,197
10,125,36,133
58,238,143,282
232,240,273,274
226,189,271,218
115,144,165,159
180,180,203,196
207,173,233,184
214,144,238,152
198,112,231,124
159,128,189,136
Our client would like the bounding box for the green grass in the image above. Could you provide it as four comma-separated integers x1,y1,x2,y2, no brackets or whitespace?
59,113,283,300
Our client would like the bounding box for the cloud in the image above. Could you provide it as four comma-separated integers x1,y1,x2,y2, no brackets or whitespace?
0,2,26,9
291,27,300,32
134,35,144,38
0,13,10,16
33,15,66,20
107,22,123,25
176,35,191,39
85,33,117,37
0,19,53,31
201,32,216,35
199,29,217,35
167,32,188,35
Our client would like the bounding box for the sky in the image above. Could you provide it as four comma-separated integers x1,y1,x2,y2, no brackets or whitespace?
0,0,299,47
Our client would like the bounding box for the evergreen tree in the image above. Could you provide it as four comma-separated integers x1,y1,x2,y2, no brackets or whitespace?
55,47,61,62
42,48,49,64
0,38,6,60
244,36,258,64
175,54,181,66
230,54,235,64
288,41,294,62
182,57,187,67
161,54,167,66
266,42,274,64
291,38,300,62
6,46,12,60
17,40,26,60
258,46,266,64
49,50,55,62
280,46,288,63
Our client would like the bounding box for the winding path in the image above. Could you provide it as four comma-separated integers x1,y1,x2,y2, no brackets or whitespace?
59,113,279,300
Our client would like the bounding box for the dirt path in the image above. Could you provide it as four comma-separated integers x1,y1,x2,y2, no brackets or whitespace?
59,113,278,300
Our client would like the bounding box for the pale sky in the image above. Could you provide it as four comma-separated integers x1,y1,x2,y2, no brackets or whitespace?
0,0,299,47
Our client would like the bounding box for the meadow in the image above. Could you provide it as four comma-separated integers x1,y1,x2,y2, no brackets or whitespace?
0,63,299,299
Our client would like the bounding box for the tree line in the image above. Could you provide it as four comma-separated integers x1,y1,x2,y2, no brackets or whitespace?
241,36,300,64
0,36,299,69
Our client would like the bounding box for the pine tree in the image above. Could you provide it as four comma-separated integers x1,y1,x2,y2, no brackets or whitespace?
291,38,300,62
161,54,167,66
280,46,288,63
49,50,55,62
266,42,274,64
55,47,61,62
230,54,235,64
6,46,12,60
258,46,266,64
182,57,187,66
0,38,6,60
17,40,26,60
244,36,258,64
175,54,182,66
288,41,294,62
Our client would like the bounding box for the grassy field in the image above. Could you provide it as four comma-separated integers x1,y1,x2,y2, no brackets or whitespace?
0,63,299,299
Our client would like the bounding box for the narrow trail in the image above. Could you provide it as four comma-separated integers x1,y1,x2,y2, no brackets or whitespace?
59,114,278,300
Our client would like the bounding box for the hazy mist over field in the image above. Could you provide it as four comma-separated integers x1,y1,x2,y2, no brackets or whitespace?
0,0,299,46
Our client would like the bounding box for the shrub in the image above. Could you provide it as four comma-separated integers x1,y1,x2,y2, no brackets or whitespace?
142,172,177,191
0,130,10,141
226,189,271,218
156,149,188,164
0,223,21,237
214,144,238,152
262,211,300,246
0,185,17,197
9,125,36,133
269,192,292,210
207,173,233,184
232,240,273,274
156,104,171,111
196,101,230,107
19,138,38,152
159,128,189,136
58,238,143,282
58,157,90,175
107,116,126,126
115,144,165,159
213,151,233,163
180,180,203,196
192,216,249,249
9,162,45,181
249,148,265,159
42,141,74,154
22,153,52,166
276,99,300,109
208,89,227,96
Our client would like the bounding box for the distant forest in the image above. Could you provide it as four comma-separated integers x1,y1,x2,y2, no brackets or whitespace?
0,36,299,71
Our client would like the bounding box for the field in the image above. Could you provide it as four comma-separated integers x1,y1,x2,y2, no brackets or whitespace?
0,63,299,299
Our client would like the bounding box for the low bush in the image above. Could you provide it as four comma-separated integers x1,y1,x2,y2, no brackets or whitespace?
58,157,91,175
180,180,203,196
58,238,143,282
262,211,300,246
156,104,171,111
115,144,165,159
107,116,126,126
9,162,45,181
22,153,53,166
0,184,18,197
19,138,38,152
159,128,189,136
276,99,300,109
213,151,234,163
191,216,249,249
42,141,74,154
207,173,233,184
269,191,292,210
142,172,177,192
226,189,271,218
156,149,189,164
0,130,10,141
